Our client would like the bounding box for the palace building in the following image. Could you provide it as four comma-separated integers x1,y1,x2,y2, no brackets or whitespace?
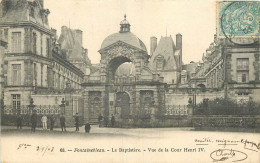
0,0,87,116
83,15,166,123
1,0,259,127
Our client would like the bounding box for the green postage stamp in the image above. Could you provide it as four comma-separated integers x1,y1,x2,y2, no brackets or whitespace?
217,1,260,38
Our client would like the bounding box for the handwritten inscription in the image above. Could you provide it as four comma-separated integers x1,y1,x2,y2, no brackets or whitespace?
241,139,260,152
210,149,248,162
17,144,55,156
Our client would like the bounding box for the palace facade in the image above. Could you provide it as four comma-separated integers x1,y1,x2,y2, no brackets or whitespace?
0,0,87,116
1,0,259,127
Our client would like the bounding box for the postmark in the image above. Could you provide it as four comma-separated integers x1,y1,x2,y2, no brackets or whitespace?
217,1,260,45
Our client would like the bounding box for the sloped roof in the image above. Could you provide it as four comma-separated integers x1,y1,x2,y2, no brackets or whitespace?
1,0,49,28
100,32,147,51
150,36,177,70
1,0,29,23
58,26,85,59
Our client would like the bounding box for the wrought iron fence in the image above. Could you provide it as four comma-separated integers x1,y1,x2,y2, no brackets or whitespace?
165,105,189,115
4,105,61,115
192,116,260,128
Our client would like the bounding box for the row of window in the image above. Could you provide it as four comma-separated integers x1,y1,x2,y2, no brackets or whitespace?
10,63,47,87
206,58,249,86
12,32,50,56
54,63,81,83
53,73,81,90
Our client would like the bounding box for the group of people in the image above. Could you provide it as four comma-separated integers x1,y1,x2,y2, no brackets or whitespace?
16,112,91,133
98,114,115,127
29,112,65,132
16,112,116,133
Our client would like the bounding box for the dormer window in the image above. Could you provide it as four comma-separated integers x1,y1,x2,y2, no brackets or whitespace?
30,7,35,17
155,55,164,71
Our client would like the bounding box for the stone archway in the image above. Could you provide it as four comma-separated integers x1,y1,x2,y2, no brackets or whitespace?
107,56,132,83
99,42,149,84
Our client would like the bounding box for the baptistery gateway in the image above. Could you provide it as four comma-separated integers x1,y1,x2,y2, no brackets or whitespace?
83,15,166,125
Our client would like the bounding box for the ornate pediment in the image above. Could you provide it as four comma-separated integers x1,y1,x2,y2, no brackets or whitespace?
100,41,142,64
100,41,142,54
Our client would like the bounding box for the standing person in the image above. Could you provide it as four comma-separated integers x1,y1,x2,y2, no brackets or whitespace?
30,111,37,132
41,115,48,130
111,114,115,127
85,122,91,133
98,114,103,128
75,113,79,132
50,115,55,131
16,114,23,129
60,114,66,132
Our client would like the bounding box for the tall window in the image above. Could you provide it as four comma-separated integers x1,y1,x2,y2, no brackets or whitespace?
33,63,37,86
72,97,79,116
33,33,37,54
237,58,249,83
46,38,50,57
12,94,21,111
156,61,163,70
12,64,21,85
237,58,249,70
41,64,43,86
12,32,21,53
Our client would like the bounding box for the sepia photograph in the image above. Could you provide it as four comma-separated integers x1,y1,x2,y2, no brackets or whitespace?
0,0,260,162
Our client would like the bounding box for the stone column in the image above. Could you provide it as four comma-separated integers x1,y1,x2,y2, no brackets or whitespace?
64,93,73,126
83,90,89,122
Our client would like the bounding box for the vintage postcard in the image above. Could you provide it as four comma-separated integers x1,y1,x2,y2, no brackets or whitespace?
0,0,260,162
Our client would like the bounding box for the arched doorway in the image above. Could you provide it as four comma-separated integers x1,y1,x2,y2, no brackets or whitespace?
144,97,152,109
116,92,130,118
91,97,101,118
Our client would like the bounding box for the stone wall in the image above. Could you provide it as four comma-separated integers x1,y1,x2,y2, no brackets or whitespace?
193,115,260,128
166,89,224,106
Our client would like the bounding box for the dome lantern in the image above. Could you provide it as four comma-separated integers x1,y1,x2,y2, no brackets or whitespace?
120,14,130,33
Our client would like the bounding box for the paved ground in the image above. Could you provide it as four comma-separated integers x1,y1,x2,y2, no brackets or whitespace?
2,125,260,163
2,125,259,138
1,125,194,139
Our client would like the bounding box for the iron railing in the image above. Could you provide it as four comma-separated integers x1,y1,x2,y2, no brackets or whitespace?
165,105,189,115
4,105,61,115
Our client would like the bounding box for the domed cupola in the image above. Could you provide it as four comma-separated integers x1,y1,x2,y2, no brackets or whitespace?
100,15,147,52
120,15,130,33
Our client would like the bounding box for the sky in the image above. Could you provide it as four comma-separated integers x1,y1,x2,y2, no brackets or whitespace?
45,0,216,64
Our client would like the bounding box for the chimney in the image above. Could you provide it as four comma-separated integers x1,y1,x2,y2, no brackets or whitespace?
39,0,44,8
75,29,83,46
176,33,182,67
2,0,11,16
61,26,68,34
150,36,157,56
176,33,182,50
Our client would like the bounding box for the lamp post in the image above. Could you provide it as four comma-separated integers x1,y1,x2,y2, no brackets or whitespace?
60,98,66,114
188,97,193,115
28,98,35,114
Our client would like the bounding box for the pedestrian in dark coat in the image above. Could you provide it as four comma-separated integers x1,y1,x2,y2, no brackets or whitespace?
60,114,66,132
98,114,103,128
85,122,91,133
111,114,115,127
30,112,37,132
16,114,23,129
75,113,79,131
50,115,55,131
